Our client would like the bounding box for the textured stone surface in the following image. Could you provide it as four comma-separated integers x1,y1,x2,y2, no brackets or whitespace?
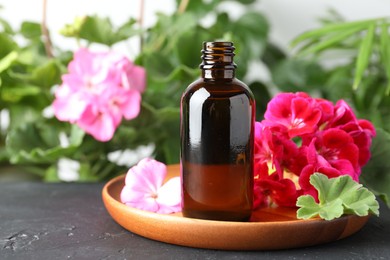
0,182,389,259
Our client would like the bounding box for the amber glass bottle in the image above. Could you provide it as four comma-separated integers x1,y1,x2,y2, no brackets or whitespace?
180,42,255,221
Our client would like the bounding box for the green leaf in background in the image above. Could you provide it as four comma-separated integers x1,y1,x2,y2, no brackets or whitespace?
30,59,62,88
0,50,17,73
175,27,211,69
379,21,390,94
6,122,84,164
9,59,62,89
79,16,116,46
59,16,85,37
0,32,18,58
322,65,354,100
291,18,376,48
248,81,271,121
20,21,42,39
116,18,141,40
271,59,326,93
360,128,390,207
0,17,14,34
175,0,219,17
261,43,287,69
298,25,369,56
79,16,141,46
232,11,269,58
297,173,379,220
1,84,41,102
160,12,198,53
233,0,256,4
353,22,376,90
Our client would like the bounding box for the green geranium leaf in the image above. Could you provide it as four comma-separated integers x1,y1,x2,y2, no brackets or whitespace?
232,12,269,58
30,60,62,88
79,16,116,45
0,32,18,58
175,27,211,68
20,21,42,39
7,122,84,164
297,173,379,220
297,195,344,220
79,16,140,46
117,18,141,39
272,59,326,93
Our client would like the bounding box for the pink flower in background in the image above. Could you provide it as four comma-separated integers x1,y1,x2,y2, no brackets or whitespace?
52,48,146,142
254,92,376,208
120,158,181,214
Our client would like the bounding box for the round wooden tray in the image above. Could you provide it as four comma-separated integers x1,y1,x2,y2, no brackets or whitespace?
102,164,369,250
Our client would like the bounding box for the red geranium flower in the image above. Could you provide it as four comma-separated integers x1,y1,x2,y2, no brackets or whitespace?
254,92,375,208
264,92,322,138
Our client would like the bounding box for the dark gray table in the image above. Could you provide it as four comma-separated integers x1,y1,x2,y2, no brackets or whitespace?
0,182,389,260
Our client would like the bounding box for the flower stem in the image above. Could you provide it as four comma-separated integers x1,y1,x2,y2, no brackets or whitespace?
41,0,54,58
177,0,189,14
138,0,145,52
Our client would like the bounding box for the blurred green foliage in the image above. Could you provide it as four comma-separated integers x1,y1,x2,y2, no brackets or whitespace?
0,0,274,181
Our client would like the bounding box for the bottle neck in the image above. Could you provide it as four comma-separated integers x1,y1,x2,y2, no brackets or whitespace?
201,69,235,79
200,42,236,80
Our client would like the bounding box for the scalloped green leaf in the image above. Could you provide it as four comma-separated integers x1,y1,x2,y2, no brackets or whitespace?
297,195,344,220
297,173,379,220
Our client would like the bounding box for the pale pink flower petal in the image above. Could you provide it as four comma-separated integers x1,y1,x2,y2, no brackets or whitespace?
125,158,166,190
120,158,181,214
53,84,88,122
77,104,117,142
123,65,146,93
156,177,181,206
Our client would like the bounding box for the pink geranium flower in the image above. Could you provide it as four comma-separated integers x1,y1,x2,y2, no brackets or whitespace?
121,158,181,214
53,48,145,142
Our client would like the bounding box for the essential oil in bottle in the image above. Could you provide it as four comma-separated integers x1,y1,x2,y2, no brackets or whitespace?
180,41,255,222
